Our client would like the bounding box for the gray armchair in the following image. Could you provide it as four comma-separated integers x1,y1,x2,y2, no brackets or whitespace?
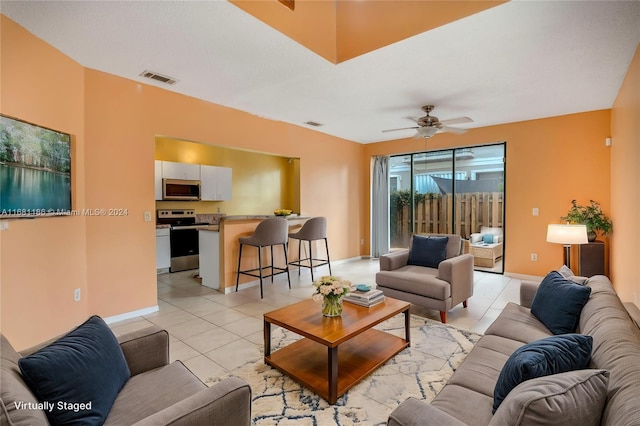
376,234,474,323
1,325,252,425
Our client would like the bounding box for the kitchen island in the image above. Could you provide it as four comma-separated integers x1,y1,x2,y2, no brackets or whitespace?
199,215,309,292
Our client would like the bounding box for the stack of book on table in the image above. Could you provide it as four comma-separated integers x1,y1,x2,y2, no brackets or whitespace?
344,288,385,307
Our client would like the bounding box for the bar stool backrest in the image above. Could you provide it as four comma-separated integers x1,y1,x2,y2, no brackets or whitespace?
241,217,288,246
292,217,327,241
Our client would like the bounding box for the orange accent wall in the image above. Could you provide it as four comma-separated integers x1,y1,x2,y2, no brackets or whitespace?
335,1,505,63
610,44,640,304
364,110,612,277
229,0,504,63
229,0,338,63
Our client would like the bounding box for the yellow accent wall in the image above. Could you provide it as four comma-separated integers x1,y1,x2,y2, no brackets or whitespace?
155,138,300,215
610,44,640,305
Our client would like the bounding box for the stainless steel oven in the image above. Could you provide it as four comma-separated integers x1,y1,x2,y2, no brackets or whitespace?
157,209,207,272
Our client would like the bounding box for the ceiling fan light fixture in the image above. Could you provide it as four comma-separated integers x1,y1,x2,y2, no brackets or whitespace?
416,126,438,138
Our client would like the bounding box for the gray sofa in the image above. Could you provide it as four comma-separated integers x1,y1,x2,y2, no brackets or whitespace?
1,325,251,425
376,234,474,323
388,275,640,425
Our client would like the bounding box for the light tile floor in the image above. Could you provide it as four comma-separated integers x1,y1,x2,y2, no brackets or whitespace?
109,257,521,385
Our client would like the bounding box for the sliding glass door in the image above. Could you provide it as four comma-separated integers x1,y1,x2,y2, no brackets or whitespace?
389,143,505,273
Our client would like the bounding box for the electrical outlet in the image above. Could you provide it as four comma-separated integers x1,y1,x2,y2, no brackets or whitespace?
531,253,538,261
74,288,81,302
144,211,152,222
532,207,539,216
0,221,8,231
361,239,365,245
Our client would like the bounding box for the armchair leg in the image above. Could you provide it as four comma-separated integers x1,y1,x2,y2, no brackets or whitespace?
439,311,447,323
463,300,468,308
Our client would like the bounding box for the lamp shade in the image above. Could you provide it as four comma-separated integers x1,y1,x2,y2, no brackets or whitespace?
546,224,588,245
416,126,438,138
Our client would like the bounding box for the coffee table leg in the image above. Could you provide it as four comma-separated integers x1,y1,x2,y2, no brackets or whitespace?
404,308,411,346
264,319,271,358
328,346,338,404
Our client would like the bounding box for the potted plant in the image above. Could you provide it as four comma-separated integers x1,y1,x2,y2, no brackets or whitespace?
560,199,612,241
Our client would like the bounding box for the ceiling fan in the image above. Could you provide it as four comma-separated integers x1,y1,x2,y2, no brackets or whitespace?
382,105,473,138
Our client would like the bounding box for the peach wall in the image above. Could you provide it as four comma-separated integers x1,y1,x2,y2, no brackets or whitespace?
610,44,640,304
1,16,365,349
364,110,612,277
1,16,89,349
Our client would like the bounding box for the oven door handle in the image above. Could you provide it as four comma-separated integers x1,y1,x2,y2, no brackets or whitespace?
171,225,207,230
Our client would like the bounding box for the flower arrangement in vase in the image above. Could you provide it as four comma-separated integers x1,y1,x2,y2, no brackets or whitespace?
312,275,352,317
560,199,612,242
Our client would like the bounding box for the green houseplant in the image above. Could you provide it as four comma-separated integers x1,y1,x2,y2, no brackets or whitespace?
560,199,612,241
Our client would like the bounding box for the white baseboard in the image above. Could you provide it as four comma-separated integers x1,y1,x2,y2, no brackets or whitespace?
505,272,544,282
104,305,159,324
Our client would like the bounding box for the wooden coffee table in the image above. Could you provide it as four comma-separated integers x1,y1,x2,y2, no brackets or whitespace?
263,297,410,404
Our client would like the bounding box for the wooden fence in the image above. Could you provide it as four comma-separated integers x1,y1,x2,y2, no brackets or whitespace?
391,192,503,248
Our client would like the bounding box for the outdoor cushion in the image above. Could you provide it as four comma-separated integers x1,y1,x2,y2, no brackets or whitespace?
531,271,591,334
492,334,593,413
482,234,494,244
408,235,449,268
492,369,609,426
18,316,130,425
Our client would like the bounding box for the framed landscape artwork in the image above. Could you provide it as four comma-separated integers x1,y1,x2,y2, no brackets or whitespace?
0,114,72,218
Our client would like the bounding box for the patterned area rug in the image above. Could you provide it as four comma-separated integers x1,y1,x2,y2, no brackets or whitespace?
217,314,481,425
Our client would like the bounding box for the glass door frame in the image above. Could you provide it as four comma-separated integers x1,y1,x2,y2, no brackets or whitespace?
388,142,506,274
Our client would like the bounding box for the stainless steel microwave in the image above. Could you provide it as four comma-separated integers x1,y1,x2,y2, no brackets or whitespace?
162,179,201,201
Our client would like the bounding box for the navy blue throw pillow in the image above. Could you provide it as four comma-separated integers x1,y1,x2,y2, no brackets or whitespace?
493,334,593,413
530,271,591,335
407,235,449,268
19,316,130,425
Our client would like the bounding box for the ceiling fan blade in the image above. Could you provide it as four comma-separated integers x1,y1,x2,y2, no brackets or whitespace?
440,116,473,126
441,126,467,134
382,126,419,133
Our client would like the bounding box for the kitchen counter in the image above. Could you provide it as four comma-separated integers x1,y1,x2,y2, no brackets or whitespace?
221,215,309,221
219,215,310,293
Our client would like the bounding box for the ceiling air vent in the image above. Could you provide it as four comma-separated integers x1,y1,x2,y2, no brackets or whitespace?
139,70,177,85
304,121,323,127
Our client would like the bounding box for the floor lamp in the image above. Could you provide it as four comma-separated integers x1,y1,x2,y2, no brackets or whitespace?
546,224,588,271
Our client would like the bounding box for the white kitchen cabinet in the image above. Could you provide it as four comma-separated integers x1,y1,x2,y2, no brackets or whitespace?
201,165,232,201
156,228,171,274
161,161,200,180
154,160,163,200
199,229,220,289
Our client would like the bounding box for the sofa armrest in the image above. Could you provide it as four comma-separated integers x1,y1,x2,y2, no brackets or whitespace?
438,254,474,305
520,280,540,308
118,326,169,376
130,377,251,426
388,398,467,426
379,249,410,271
624,302,640,329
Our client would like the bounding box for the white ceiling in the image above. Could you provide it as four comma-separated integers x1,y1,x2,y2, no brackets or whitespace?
2,1,639,144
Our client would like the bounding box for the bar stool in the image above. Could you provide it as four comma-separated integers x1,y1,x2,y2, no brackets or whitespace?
288,217,331,282
236,217,290,298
